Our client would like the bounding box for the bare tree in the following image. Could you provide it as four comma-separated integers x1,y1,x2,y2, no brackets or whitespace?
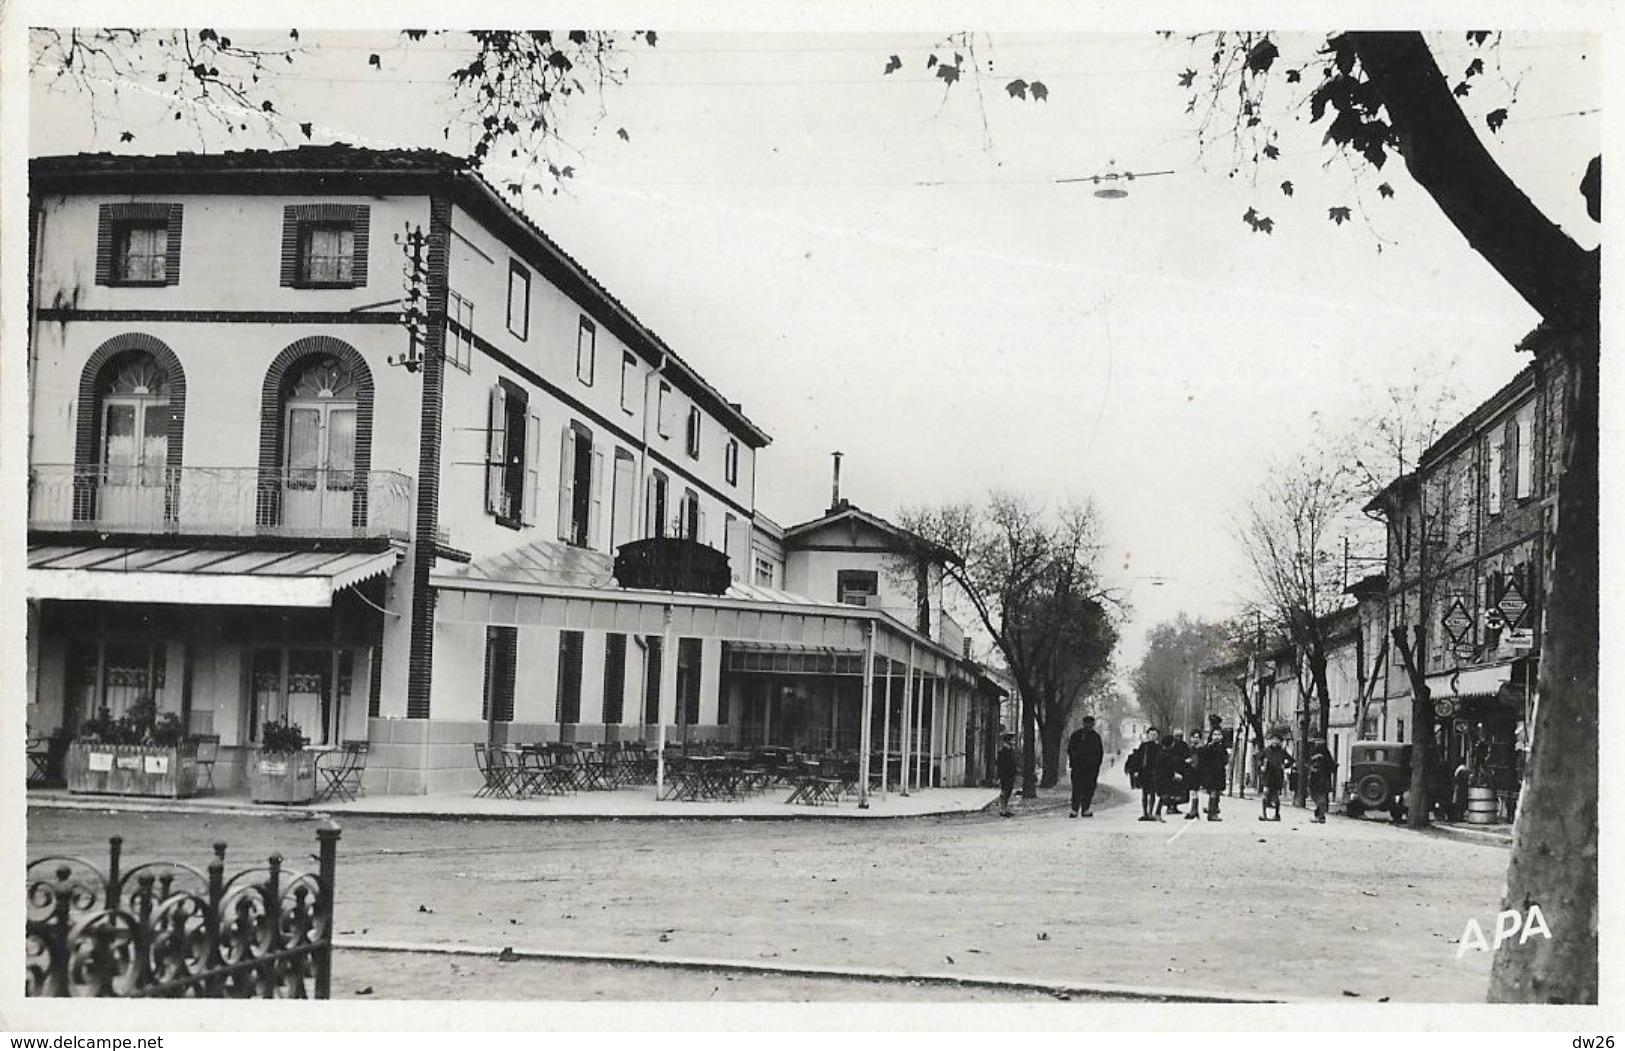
1234,446,1364,801
897,494,1119,795
1132,615,1232,737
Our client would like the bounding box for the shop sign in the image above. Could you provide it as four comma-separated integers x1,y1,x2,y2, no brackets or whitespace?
144,756,169,775
1496,581,1530,631
1434,697,1459,719
613,538,732,595
1441,598,1473,645
88,752,114,772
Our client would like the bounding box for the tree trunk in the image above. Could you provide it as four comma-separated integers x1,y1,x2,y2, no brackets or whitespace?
1393,626,1434,828
1489,338,1597,1003
1039,717,1064,789
1021,689,1039,798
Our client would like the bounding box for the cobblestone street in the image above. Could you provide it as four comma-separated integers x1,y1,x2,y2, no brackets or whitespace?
26,768,1513,1002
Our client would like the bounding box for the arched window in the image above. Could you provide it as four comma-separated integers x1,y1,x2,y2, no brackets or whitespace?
97,351,170,486
281,354,359,530
92,350,171,527
73,334,185,527
258,337,374,535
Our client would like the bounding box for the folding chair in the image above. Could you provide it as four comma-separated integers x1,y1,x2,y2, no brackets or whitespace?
474,743,516,799
315,740,369,803
190,734,220,794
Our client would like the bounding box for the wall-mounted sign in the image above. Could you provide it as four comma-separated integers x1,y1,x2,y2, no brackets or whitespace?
1496,581,1530,631
1434,697,1459,719
88,752,114,772
613,538,732,595
1441,598,1473,645
144,756,169,775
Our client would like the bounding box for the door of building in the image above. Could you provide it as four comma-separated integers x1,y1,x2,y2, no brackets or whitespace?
282,401,356,532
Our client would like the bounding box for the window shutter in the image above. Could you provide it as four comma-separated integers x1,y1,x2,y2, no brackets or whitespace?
165,204,184,285
280,206,300,287
485,385,507,516
1508,412,1521,500
588,448,605,549
558,426,576,541
95,205,114,285
523,408,542,526
351,205,370,286
697,509,708,546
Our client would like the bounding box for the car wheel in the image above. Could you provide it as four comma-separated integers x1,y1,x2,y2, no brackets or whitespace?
1345,800,1365,820
1356,774,1390,808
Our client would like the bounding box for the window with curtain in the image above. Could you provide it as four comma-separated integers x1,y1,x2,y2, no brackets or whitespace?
98,352,169,486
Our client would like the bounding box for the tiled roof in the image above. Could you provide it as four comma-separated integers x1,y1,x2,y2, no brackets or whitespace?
782,502,958,564
30,144,470,175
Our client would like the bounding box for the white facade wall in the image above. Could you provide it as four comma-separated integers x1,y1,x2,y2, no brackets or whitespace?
436,204,757,566
30,193,429,479
782,523,947,633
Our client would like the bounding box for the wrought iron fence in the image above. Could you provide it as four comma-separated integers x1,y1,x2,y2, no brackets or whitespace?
28,464,411,539
26,825,340,998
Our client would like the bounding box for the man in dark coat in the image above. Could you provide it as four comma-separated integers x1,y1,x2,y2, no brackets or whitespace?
1126,727,1161,822
1259,735,1293,821
1154,730,1191,822
1306,737,1337,823
995,731,1019,817
1066,715,1105,818
1195,728,1230,820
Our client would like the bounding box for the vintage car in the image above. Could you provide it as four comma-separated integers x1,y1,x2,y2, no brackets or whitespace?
1343,740,1411,821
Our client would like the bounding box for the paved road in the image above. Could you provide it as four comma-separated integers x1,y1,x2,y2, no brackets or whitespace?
26,767,1511,1002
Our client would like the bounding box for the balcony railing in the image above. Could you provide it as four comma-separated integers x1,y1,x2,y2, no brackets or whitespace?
28,464,412,540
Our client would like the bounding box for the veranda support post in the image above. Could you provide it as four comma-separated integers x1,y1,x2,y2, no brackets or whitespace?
858,623,875,808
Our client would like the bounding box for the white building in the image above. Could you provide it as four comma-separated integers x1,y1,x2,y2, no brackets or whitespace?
25,146,983,796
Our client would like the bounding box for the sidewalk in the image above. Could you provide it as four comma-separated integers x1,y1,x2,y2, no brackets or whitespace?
26,783,999,822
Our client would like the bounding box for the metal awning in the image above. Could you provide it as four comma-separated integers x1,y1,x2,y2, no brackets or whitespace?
1426,663,1515,700
27,544,400,607
431,536,963,675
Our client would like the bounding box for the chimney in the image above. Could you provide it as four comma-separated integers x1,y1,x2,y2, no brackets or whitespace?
830,451,844,512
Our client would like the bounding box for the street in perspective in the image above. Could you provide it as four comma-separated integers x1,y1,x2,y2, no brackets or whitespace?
15,20,1600,1021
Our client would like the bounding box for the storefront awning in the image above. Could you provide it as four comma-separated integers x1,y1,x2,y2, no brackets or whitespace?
1426,663,1514,700
27,544,400,607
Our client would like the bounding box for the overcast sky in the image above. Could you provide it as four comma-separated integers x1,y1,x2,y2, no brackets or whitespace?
23,23,1600,672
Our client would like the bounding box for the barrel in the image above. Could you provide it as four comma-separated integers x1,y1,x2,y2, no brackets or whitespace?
1467,785,1498,824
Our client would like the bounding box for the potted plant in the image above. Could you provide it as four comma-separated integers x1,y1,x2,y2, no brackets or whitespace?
249,719,316,804
66,698,198,798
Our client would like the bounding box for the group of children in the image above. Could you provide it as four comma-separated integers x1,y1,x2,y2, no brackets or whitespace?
1125,721,1231,822
1127,725,1339,823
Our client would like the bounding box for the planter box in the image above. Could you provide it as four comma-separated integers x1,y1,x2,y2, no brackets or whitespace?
66,741,198,798
250,750,316,804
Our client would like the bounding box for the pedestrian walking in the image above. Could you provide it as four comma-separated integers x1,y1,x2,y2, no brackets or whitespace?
1197,728,1229,820
996,731,1019,818
1306,737,1336,823
1259,735,1293,821
1066,715,1105,818
1127,727,1161,821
